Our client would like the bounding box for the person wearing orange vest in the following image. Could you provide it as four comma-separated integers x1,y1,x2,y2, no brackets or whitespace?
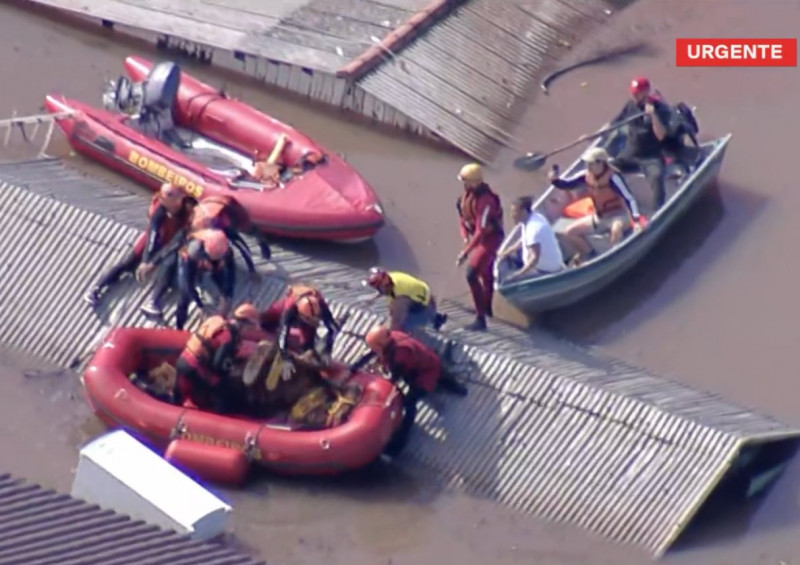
174,302,261,412
455,163,504,331
363,268,447,332
259,284,339,371
549,146,646,264
190,194,272,265
143,228,236,329
83,182,194,306
350,325,468,456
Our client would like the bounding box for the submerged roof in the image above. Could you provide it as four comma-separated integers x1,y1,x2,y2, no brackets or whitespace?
0,473,265,565
21,0,612,161
0,158,798,557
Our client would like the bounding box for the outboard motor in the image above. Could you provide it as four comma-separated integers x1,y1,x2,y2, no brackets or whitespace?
138,61,183,145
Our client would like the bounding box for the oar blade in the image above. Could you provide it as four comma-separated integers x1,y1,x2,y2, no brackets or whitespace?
513,152,547,172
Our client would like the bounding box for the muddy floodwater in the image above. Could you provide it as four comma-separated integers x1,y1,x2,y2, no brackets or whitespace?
2,0,800,563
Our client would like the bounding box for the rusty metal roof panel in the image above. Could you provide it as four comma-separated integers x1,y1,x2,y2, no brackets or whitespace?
1,159,799,557
357,70,505,159
418,26,534,96
356,0,611,162
0,474,265,565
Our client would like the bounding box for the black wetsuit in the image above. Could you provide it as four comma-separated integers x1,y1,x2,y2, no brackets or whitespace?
91,204,179,296
150,238,237,329
145,223,256,318
610,98,674,208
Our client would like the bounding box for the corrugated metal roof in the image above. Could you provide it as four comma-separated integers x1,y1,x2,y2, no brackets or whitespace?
0,473,265,565
1,159,799,557
355,0,612,162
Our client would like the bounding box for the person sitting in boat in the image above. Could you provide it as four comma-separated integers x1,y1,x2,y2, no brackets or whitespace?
83,182,194,306
259,284,340,379
191,194,272,263
252,133,289,186
496,196,566,282
142,228,236,329
549,147,646,265
604,77,681,210
174,301,262,413
362,268,448,332
350,326,468,457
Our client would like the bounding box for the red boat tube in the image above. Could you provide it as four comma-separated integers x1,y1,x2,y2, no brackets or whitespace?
165,439,250,486
44,55,385,243
83,327,404,478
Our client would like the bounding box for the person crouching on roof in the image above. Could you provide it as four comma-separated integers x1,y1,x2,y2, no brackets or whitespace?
350,326,468,457
143,228,236,329
84,182,194,306
362,268,447,332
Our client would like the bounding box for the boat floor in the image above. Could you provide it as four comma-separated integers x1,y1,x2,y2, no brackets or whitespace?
171,126,257,178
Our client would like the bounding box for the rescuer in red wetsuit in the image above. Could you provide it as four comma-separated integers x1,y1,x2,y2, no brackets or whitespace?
145,228,236,330
455,163,504,331
83,182,194,306
174,302,261,413
350,326,468,456
190,194,272,265
140,194,270,319
259,284,340,376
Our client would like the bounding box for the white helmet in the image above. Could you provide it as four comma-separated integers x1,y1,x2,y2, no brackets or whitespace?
581,147,610,163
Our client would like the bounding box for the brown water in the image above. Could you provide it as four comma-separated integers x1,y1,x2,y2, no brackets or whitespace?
2,0,800,563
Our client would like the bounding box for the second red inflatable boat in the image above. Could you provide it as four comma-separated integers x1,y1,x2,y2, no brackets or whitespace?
45,55,385,243
82,327,403,484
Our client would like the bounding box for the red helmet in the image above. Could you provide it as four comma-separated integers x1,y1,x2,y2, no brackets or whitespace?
297,294,322,325
195,229,229,261
233,302,259,325
365,325,391,354
629,77,651,94
365,268,393,292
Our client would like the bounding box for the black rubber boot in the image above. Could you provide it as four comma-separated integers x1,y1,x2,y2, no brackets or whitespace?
464,316,487,331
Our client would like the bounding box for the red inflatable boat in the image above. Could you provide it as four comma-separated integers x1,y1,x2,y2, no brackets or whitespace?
45,55,385,243
82,327,403,483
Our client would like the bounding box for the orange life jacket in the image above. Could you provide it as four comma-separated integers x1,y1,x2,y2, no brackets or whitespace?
179,230,225,270
585,167,625,216
458,184,503,235
183,315,233,368
191,195,234,232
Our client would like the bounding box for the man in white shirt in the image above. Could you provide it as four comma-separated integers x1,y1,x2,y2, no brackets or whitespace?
497,196,565,282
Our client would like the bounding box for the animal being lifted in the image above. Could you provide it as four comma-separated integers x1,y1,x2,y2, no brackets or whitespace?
138,334,361,430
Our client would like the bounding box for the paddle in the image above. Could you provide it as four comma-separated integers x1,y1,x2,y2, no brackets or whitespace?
513,112,646,172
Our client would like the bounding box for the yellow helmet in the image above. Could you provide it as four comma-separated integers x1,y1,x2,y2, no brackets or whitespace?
457,163,483,184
